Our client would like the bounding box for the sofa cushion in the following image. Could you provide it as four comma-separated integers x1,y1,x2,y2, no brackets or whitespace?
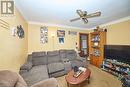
21,65,49,86
59,50,67,59
19,70,28,75
49,70,65,77
47,51,61,64
32,51,46,57
70,60,84,68
31,78,58,87
20,62,32,70
48,63,64,74
0,70,18,87
32,52,47,65
66,50,77,61
27,54,32,62
15,74,28,87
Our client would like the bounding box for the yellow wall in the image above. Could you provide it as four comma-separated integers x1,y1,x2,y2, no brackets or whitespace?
28,24,90,54
28,20,130,54
105,20,130,45
0,8,28,72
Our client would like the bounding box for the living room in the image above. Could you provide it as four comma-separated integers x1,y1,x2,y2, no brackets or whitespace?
0,0,130,87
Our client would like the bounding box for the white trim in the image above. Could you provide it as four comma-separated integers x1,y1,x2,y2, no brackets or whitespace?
100,16,130,27
28,21,91,30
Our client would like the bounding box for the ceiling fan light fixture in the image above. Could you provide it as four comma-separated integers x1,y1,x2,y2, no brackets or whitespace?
82,18,88,24
70,9,101,24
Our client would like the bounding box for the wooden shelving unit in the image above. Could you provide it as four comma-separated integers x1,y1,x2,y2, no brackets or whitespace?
89,28,106,67
102,59,129,78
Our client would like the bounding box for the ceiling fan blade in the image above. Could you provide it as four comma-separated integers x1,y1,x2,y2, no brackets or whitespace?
70,17,80,22
82,18,88,24
76,10,84,17
86,12,101,18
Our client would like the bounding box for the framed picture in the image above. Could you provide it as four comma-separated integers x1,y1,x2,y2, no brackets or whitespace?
40,26,48,44
68,31,77,35
59,37,64,44
57,30,65,37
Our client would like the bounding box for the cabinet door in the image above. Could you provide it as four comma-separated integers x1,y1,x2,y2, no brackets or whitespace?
90,55,98,67
98,58,103,67
90,55,94,64
94,57,99,67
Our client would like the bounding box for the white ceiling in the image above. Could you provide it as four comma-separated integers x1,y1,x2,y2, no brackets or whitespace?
15,0,130,29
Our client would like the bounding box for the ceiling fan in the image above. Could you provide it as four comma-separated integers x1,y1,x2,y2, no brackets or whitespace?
70,10,101,24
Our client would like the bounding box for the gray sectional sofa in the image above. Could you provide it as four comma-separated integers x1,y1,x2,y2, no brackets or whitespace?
20,49,87,86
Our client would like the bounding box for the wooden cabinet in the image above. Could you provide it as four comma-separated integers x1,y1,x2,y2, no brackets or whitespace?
89,30,106,67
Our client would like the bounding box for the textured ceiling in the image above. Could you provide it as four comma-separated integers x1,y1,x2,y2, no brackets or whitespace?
15,0,130,29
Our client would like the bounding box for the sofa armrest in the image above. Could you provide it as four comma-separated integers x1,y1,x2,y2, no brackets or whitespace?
19,70,28,75
31,78,58,87
76,56,88,67
20,62,32,71
15,74,28,87
62,58,70,63
76,55,86,62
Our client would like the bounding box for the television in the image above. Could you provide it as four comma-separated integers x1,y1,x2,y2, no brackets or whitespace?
104,45,130,64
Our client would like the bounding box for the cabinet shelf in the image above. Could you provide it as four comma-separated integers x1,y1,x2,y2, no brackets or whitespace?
91,40,100,42
102,69,120,77
105,60,130,68
91,46,100,48
103,65,128,74
89,30,106,67
102,59,129,77
91,31,100,35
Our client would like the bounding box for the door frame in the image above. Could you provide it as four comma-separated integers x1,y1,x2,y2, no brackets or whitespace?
79,33,89,57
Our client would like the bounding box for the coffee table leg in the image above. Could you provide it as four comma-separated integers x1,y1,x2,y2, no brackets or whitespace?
67,82,69,87
88,79,90,84
88,76,90,84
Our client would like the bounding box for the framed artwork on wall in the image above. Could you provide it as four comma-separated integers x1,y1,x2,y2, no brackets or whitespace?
57,30,65,37
68,31,77,35
17,25,25,39
59,37,64,44
40,26,48,44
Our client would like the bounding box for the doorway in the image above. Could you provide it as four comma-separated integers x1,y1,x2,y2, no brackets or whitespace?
79,33,89,57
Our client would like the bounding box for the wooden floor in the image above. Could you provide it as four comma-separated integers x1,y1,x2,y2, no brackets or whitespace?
56,64,122,87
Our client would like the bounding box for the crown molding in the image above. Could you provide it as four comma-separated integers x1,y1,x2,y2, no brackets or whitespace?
28,16,130,30
28,21,91,30
100,16,130,27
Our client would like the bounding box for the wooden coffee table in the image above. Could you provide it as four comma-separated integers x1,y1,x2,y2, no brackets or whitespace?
65,68,91,87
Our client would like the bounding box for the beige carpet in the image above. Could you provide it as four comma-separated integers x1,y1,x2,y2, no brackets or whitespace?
56,65,122,87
